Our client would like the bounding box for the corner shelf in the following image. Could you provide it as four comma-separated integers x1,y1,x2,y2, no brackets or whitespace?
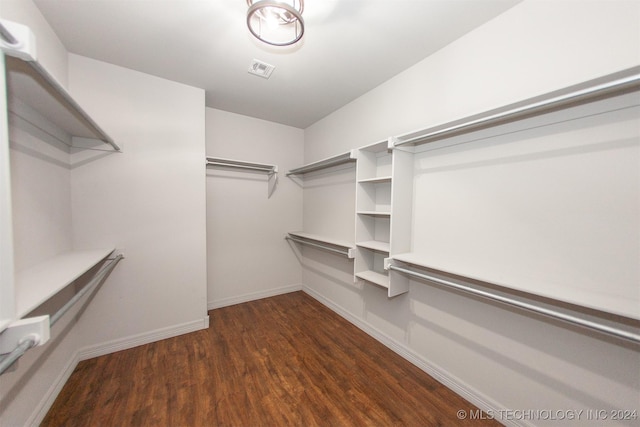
15,248,115,319
2,20,119,151
286,150,356,176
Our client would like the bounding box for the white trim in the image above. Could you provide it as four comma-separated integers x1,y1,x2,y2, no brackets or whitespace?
25,317,209,426
208,283,303,310
302,285,530,427
78,317,208,361
26,351,81,427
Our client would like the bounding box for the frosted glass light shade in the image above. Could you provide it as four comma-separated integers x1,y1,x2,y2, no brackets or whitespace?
246,0,304,46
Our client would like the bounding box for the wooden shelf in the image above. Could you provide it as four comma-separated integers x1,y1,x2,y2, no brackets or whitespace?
357,240,390,253
15,248,114,318
356,270,389,288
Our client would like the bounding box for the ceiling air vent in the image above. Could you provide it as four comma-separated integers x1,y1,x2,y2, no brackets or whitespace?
248,59,275,79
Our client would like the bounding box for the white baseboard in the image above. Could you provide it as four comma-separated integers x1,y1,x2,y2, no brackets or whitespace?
26,350,82,427
208,283,303,310
77,317,209,361
27,316,209,426
302,286,528,427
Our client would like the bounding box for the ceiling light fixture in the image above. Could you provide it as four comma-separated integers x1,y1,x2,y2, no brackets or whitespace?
246,0,304,47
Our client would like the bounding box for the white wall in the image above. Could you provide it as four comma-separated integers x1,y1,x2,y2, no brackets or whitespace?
302,1,640,425
0,4,209,424
205,108,303,308
69,55,208,347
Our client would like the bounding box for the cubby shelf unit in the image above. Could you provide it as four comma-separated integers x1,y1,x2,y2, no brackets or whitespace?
286,150,357,264
354,141,393,294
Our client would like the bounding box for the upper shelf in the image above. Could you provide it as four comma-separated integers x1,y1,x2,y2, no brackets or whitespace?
287,150,357,176
15,248,115,319
1,19,120,151
392,66,640,148
206,157,277,174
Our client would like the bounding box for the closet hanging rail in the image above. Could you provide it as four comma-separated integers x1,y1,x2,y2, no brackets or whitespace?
0,254,124,375
387,264,640,344
286,150,357,176
206,157,277,174
206,157,278,197
285,232,355,258
392,66,640,147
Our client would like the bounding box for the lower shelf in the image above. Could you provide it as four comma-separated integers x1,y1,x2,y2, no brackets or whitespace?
356,270,389,288
286,232,355,258
15,248,115,319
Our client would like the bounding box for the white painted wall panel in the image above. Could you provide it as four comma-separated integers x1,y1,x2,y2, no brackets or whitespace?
302,0,640,424
8,120,72,272
411,99,640,319
67,54,208,344
206,108,303,307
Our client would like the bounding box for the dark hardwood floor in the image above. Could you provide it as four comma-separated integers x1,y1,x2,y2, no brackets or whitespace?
42,291,499,426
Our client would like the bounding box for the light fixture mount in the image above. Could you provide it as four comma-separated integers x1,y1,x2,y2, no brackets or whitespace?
246,0,304,47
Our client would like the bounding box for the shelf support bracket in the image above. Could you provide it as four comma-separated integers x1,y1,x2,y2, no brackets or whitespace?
0,20,37,61
0,315,50,355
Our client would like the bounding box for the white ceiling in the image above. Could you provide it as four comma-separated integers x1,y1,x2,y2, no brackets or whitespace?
34,0,520,129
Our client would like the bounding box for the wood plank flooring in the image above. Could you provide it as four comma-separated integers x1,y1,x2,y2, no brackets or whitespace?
42,291,499,426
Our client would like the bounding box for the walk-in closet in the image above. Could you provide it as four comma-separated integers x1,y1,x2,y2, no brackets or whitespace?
1,1,639,426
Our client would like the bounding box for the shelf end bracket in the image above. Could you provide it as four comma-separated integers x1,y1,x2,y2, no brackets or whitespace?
0,20,37,62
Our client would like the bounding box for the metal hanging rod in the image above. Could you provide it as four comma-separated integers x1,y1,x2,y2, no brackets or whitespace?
206,157,277,174
0,338,36,376
0,254,124,375
286,150,357,176
285,233,355,258
387,264,640,344
392,66,640,148
206,157,278,198
49,254,124,326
